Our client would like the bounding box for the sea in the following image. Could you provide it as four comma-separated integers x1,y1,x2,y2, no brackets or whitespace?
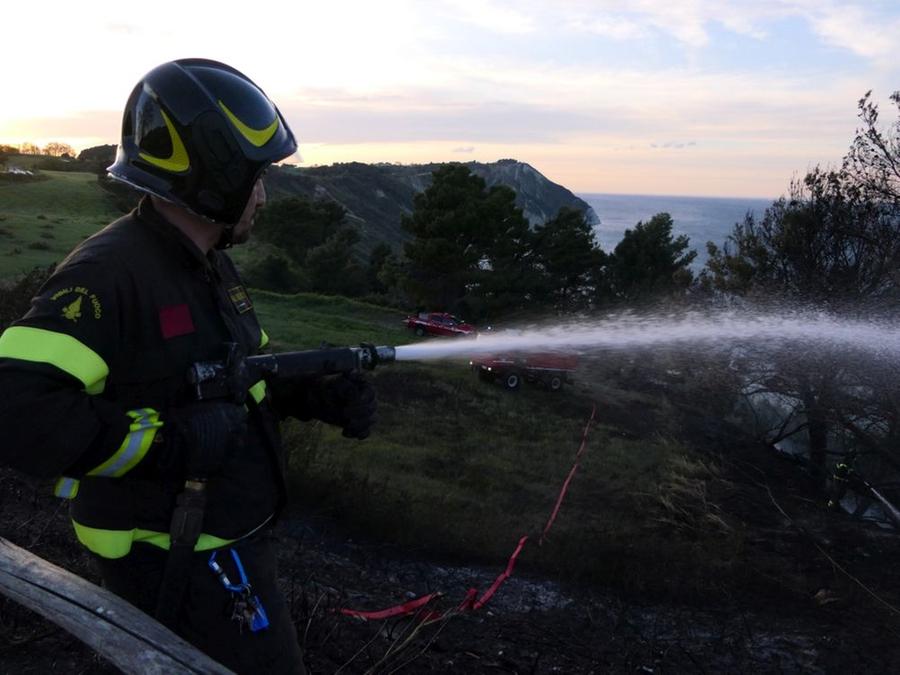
580,193,774,269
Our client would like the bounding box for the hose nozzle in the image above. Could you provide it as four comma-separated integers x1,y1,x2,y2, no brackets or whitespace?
358,344,396,369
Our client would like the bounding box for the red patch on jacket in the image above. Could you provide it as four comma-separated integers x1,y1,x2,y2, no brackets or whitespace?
159,304,195,339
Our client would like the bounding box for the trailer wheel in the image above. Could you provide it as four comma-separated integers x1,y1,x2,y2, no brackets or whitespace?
548,375,563,391
414,326,426,337
504,372,521,390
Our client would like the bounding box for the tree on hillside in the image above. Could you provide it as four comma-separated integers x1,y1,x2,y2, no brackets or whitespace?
254,197,346,263
703,132,900,489
703,168,900,307
608,213,696,303
78,144,117,164
305,227,367,296
42,142,74,157
845,90,900,205
402,165,490,311
367,242,397,295
250,196,366,296
19,143,40,155
366,242,407,305
531,206,607,312
0,144,17,155
467,183,538,316
402,164,535,317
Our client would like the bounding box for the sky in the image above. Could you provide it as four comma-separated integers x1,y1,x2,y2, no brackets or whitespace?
2,0,899,198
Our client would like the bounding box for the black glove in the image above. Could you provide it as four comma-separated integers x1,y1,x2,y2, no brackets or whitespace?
276,372,377,439
155,401,248,479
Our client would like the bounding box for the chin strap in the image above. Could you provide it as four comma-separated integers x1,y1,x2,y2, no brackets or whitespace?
215,224,236,250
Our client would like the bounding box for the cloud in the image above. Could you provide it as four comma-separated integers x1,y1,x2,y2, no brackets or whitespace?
575,15,649,41
554,1,900,61
805,3,898,63
453,146,476,153
440,0,536,34
281,95,602,144
104,23,143,35
650,141,698,149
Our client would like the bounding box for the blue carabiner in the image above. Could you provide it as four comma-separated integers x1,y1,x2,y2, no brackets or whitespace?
208,548,270,632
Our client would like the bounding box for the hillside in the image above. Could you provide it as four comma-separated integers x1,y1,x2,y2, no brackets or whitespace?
0,171,121,277
0,157,597,269
264,159,598,254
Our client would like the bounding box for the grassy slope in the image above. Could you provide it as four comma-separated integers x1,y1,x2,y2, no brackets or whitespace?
0,171,120,276
253,291,738,595
0,172,743,599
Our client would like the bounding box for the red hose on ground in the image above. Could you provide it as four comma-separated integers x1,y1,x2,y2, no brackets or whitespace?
540,403,596,545
339,403,597,621
338,592,440,620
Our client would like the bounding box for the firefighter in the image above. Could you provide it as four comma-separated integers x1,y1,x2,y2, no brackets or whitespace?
0,59,376,674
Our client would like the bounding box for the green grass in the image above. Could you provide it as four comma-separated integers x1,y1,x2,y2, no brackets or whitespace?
256,293,741,595
279,359,736,594
252,290,411,349
0,170,119,276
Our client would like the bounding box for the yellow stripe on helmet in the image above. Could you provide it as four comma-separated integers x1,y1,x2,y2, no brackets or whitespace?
138,108,190,173
218,101,279,147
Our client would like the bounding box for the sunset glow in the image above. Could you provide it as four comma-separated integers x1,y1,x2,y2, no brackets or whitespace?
3,0,899,197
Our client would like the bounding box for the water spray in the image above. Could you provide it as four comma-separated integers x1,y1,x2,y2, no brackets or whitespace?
187,309,900,402
393,310,900,364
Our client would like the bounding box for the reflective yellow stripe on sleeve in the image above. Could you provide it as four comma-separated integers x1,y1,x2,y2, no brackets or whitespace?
87,408,162,478
72,521,236,559
53,408,162,499
54,476,80,499
0,326,108,394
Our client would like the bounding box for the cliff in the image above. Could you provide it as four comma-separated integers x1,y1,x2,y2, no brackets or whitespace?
264,160,597,254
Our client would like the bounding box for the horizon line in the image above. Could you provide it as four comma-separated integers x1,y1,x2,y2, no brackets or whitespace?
578,190,777,202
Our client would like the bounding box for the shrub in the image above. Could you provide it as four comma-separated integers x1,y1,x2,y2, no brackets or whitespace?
242,251,306,293
0,264,55,329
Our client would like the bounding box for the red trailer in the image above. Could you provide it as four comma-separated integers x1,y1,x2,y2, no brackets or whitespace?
471,352,578,391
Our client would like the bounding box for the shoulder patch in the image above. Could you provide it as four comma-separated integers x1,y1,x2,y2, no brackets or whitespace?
227,285,253,314
51,286,103,323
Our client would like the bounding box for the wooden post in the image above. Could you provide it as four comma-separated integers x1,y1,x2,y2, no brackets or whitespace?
0,537,234,674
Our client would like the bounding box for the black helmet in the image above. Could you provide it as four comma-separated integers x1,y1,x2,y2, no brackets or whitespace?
108,58,297,226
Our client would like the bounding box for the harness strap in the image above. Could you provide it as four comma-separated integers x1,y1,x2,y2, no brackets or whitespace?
154,480,207,628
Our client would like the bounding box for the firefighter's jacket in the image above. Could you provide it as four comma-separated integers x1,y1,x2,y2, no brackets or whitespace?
0,198,284,559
